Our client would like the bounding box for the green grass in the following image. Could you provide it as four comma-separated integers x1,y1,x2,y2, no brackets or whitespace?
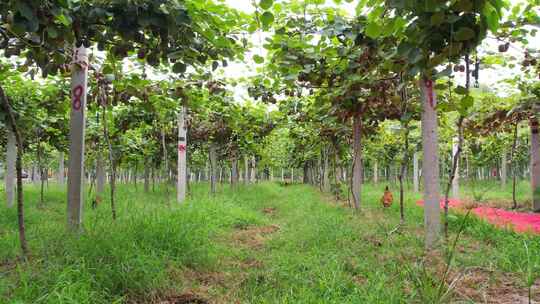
0,181,539,303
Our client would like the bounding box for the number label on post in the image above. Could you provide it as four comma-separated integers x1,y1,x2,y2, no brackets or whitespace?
72,85,83,110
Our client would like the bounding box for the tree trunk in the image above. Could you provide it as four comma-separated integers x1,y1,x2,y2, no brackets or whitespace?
67,44,89,231
420,78,440,248
530,117,540,212
245,156,250,184
231,152,239,187
334,152,341,185
322,148,330,192
144,161,150,192
96,153,105,204
0,85,29,255
5,128,15,208
177,107,187,203
413,152,419,192
511,123,518,209
132,165,137,191
102,107,117,220
443,122,464,238
451,137,460,199
58,151,65,185
398,120,410,224
209,143,218,194
161,127,170,203
351,112,362,210
501,148,507,187
303,162,310,184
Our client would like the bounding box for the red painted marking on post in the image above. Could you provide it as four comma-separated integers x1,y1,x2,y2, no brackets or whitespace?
425,79,434,108
178,144,186,152
72,85,83,110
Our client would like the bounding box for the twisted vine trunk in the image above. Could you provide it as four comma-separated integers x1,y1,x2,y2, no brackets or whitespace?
209,143,218,194
231,151,239,187
501,148,507,187
58,152,65,185
144,161,150,192
102,107,117,220
245,156,250,184
0,85,28,256
413,152,419,192
530,117,540,212
351,112,362,210
5,128,15,208
161,127,170,203
510,123,518,209
96,153,105,205
444,119,464,238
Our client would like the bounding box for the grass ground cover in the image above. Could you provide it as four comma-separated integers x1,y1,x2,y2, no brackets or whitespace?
0,181,539,303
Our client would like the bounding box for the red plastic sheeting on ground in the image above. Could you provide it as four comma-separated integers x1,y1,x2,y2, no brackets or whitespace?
416,199,540,234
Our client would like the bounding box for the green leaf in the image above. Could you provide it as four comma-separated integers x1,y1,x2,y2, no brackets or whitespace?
172,62,187,74
454,85,468,95
259,0,273,10
454,27,475,41
55,13,72,26
365,22,382,39
253,54,264,64
460,95,474,110
483,3,500,33
260,12,274,28
16,2,34,21
47,27,58,39
168,51,184,59
430,12,445,26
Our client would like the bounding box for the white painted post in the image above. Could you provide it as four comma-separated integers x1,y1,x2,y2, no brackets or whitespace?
177,107,187,203
413,152,419,192
251,156,256,182
420,78,440,248
219,166,223,183
67,44,88,230
244,156,249,183
281,168,284,182
373,160,378,184
33,164,40,186
451,137,459,198
5,128,15,208
291,168,294,182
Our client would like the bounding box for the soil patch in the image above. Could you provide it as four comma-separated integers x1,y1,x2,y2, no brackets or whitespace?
157,293,208,304
232,224,280,250
451,267,540,303
261,207,277,216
